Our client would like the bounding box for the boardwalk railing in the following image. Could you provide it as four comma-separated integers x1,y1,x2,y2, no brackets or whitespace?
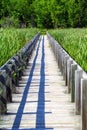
47,33,87,130
0,33,40,114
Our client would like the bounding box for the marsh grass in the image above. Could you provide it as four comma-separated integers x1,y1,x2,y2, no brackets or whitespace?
49,28,87,71
0,28,39,67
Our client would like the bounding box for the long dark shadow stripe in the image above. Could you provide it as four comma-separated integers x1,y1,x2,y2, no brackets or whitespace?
36,36,45,128
5,128,53,130
12,38,41,129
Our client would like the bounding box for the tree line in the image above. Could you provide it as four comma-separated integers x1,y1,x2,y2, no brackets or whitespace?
0,0,87,28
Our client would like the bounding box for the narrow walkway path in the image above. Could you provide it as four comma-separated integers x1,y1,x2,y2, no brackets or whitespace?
0,36,81,130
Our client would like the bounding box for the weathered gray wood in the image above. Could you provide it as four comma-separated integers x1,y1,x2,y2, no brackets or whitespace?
54,42,57,56
56,43,58,60
0,70,7,114
71,64,77,102
75,69,83,115
1,64,12,102
81,78,87,130
0,33,40,114
0,35,81,130
58,47,61,68
61,51,66,75
55,44,59,63
63,55,69,84
67,59,73,93
59,48,64,72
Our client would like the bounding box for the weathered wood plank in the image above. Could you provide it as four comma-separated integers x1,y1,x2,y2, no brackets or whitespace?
0,35,81,130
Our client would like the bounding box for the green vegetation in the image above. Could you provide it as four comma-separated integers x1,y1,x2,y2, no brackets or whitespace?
0,0,87,69
0,0,87,28
49,28,87,71
0,28,39,67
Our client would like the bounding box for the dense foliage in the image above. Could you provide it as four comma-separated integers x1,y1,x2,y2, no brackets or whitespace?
49,29,87,71
0,0,87,28
0,28,39,66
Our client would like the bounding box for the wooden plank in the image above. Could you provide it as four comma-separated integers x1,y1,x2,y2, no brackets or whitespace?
0,35,81,130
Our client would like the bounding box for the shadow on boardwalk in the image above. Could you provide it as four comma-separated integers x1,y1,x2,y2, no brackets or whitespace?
3,36,53,130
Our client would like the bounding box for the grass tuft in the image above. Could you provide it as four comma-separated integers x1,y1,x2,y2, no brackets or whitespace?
49,28,87,72
0,28,39,67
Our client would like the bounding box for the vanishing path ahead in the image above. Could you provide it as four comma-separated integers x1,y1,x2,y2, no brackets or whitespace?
0,36,81,130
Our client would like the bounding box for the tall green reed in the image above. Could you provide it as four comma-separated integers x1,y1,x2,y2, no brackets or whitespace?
49,28,87,72
0,28,39,67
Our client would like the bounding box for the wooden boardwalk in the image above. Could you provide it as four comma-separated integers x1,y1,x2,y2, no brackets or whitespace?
0,36,81,130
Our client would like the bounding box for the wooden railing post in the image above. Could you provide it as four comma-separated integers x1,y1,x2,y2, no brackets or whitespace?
75,69,83,115
67,59,73,93
55,44,59,63
0,70,7,114
1,64,13,102
81,78,87,130
70,64,77,102
60,49,64,73
63,55,69,85
58,48,62,70
61,51,66,75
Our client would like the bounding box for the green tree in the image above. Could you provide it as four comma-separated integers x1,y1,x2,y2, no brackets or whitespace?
79,0,87,27
0,0,87,28
33,0,53,28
